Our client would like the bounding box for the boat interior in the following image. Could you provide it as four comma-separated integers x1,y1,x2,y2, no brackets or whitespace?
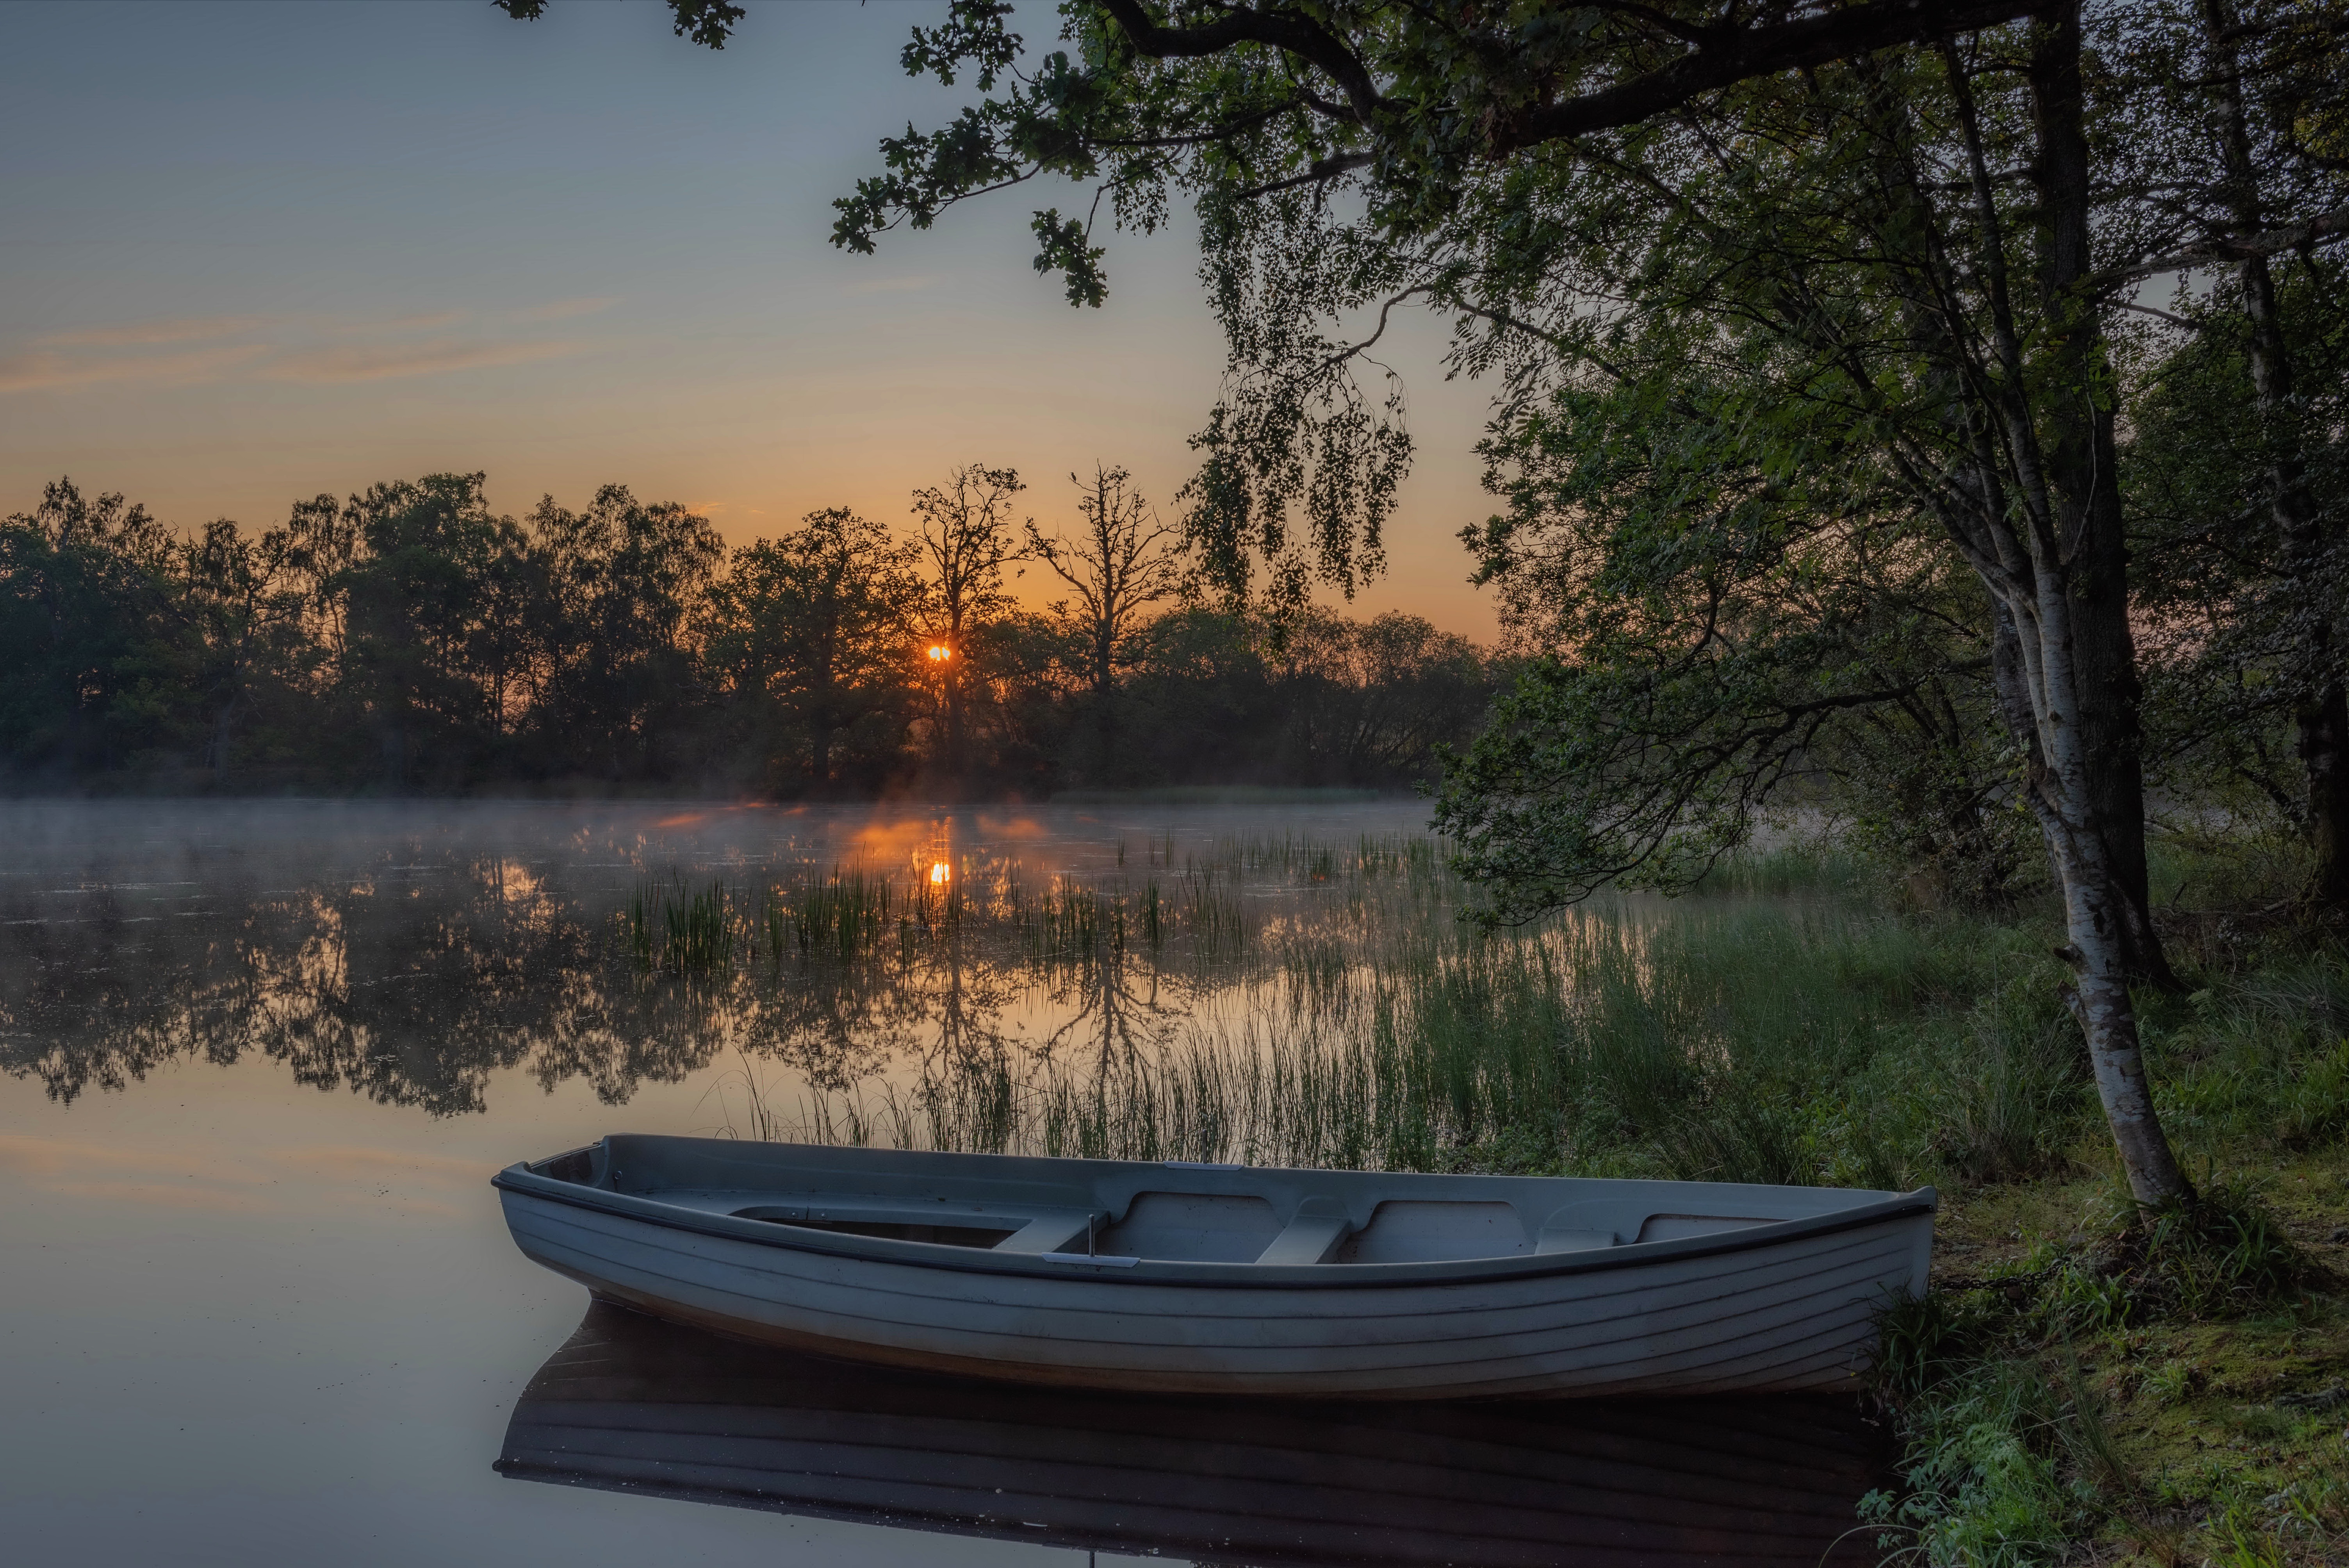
524,1135,1909,1268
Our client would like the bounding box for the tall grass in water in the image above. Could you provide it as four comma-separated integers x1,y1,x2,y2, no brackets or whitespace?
912,868,963,930
1139,881,1164,947
832,871,2067,1187
1178,864,1249,959
629,875,736,973
758,834,2099,1193
1014,877,1125,961
770,869,894,960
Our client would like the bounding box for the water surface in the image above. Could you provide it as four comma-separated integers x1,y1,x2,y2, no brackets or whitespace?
0,801,1885,1565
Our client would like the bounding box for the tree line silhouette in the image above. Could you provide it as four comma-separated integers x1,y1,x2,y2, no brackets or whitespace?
0,462,1494,796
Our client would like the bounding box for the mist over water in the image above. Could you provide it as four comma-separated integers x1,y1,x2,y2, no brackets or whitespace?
1,800,1884,1567
1,796,1423,1121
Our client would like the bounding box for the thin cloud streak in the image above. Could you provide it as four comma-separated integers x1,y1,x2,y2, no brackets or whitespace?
40,314,268,348
0,343,271,394
264,337,588,383
0,303,603,392
360,310,468,335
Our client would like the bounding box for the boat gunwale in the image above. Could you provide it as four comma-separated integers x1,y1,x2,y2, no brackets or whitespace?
491,1160,1935,1292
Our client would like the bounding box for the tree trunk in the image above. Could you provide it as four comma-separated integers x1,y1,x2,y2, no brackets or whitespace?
1941,10,2195,1206
945,652,966,792
1093,634,1117,784
1991,575,2194,1205
2200,0,2349,916
2027,3,2178,988
2060,871,2192,1205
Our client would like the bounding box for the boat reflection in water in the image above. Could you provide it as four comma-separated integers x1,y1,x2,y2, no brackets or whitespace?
497,1303,1889,1566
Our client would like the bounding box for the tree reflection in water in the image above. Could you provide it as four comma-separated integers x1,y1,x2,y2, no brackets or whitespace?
0,802,1331,1129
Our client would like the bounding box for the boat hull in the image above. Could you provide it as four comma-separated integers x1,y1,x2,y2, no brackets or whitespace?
497,1158,1932,1399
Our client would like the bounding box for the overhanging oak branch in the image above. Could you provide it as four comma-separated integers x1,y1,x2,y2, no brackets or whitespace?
1504,0,2048,150
1096,0,1386,124
1094,1,2048,156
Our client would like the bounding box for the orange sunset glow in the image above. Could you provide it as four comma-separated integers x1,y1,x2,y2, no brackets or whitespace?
0,3,1497,638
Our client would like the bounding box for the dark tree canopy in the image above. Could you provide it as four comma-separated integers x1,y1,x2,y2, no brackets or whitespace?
2,468,1495,798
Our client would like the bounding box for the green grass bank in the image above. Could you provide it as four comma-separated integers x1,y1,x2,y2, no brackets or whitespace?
725,825,2345,1562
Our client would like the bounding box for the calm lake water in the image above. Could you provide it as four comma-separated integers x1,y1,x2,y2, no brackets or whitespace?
0,800,1886,1566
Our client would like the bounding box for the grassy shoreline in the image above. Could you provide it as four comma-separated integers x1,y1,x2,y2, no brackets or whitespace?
1900,1157,2345,1565
1864,833,2349,1566
726,827,2344,1561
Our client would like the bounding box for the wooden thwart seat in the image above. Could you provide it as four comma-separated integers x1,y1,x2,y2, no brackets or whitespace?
1255,1197,1354,1265
993,1210,1107,1255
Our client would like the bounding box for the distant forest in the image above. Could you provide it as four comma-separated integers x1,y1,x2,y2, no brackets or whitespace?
0,464,1497,798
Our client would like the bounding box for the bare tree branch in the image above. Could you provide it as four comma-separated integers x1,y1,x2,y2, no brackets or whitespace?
2089,204,2349,291
1234,151,1376,200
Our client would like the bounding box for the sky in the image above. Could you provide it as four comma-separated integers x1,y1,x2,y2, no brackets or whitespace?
0,0,1502,638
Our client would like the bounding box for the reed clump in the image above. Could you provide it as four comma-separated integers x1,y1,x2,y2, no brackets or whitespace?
628,874,736,973
733,833,2346,1208
770,869,894,960
1014,877,1124,961
848,859,2075,1189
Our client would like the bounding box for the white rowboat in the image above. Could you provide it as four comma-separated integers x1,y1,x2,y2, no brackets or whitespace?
493,1135,1935,1399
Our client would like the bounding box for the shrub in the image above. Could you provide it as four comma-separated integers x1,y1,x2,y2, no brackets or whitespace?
2130,1184,2309,1318
2280,1038,2349,1147
1865,1360,2094,1568
1927,1012,2084,1185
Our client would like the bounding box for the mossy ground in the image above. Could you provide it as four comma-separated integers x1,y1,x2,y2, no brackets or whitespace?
1886,1081,2349,1563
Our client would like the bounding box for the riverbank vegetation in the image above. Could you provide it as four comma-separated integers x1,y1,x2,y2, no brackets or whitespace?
770,827,2342,1565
